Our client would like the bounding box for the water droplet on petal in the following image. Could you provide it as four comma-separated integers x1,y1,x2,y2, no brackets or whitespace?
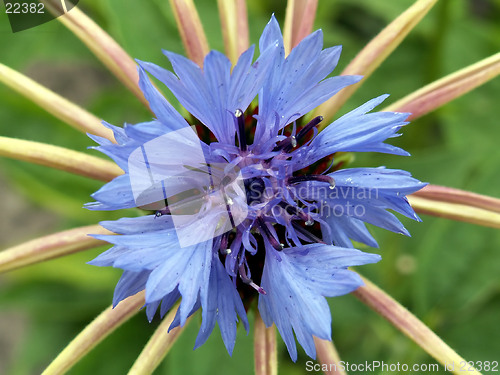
329,178,336,189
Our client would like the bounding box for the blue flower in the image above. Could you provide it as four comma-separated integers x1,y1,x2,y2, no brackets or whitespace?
87,16,425,360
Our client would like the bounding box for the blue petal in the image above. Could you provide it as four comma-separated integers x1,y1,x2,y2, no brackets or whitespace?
255,27,359,145
307,46,343,84
146,300,162,322
90,142,135,172
160,288,181,318
99,214,172,235
112,270,149,307
145,238,213,326
258,244,380,360
294,96,410,169
92,230,180,272
86,174,136,210
259,15,283,54
87,132,113,147
314,168,425,239
145,288,181,322
321,196,411,236
330,167,426,194
89,216,185,272
168,299,201,332
288,75,361,123
195,255,248,355
123,120,174,143
101,121,128,145
87,245,130,267
229,43,280,114
201,50,234,143
321,216,379,248
137,66,191,132
140,54,221,136
141,42,277,146
145,51,231,143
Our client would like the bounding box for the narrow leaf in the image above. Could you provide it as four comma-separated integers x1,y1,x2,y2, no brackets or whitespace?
409,195,500,229
283,0,318,54
411,184,500,214
128,305,186,374
217,0,249,65
169,0,210,67
40,0,149,108
254,312,278,375
384,53,500,120
0,225,111,273
0,63,114,142
42,292,145,375
354,276,482,375
315,0,438,124
0,136,122,182
313,337,347,375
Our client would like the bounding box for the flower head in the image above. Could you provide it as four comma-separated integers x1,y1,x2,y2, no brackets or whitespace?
87,16,425,360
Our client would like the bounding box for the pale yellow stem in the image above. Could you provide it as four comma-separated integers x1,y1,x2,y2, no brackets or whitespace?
315,0,438,125
169,0,210,67
314,337,347,375
0,136,122,182
411,185,500,214
218,0,249,65
60,0,68,13
354,276,481,375
42,292,145,375
40,0,149,108
254,312,278,375
128,305,186,374
0,63,114,142
283,0,318,55
409,195,500,229
0,225,112,273
385,53,500,120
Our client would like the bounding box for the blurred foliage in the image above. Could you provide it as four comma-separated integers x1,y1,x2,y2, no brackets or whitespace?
0,0,499,374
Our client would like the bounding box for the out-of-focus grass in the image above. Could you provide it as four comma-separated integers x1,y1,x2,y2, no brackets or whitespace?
0,0,499,374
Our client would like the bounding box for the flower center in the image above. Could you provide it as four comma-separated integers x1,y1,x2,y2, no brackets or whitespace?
151,108,337,299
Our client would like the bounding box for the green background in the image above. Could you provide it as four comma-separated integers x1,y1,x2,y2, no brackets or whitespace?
0,0,499,374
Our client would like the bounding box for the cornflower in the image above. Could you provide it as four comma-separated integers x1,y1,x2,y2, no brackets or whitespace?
0,1,498,374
